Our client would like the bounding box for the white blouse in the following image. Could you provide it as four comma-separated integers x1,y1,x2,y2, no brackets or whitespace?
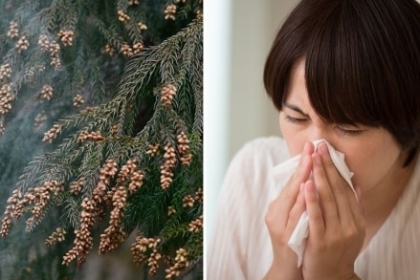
207,137,420,280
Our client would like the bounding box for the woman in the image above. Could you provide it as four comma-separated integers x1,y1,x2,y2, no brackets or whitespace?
208,0,420,279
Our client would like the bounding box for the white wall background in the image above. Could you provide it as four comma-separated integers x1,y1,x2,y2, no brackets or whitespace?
205,0,300,246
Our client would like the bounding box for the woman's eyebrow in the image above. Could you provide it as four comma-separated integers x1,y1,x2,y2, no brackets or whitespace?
283,102,310,118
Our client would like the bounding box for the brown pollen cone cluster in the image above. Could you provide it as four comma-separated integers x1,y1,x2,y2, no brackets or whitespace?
77,131,105,143
129,170,144,193
164,4,177,20
133,42,143,55
0,120,4,135
110,124,119,135
73,94,85,107
39,84,53,101
49,41,61,69
117,159,144,194
129,0,139,5
69,177,85,195
1,190,22,236
25,181,63,231
131,236,162,275
195,188,203,203
146,143,160,156
38,35,62,69
94,159,119,208
63,160,117,265
63,159,120,265
177,132,192,166
167,205,176,216
118,160,138,181
34,111,47,130
45,227,66,246
196,10,203,20
188,215,203,233
95,159,118,203
165,248,189,279
138,22,147,30
62,197,95,266
148,249,162,275
43,124,61,143
104,43,114,56
58,30,74,46
15,35,29,53
120,44,133,57
7,21,18,38
29,181,62,218
98,186,127,254
182,195,194,208
160,144,176,190
1,181,63,236
38,35,49,52
117,10,130,22
160,84,177,107
0,64,12,81
0,84,14,115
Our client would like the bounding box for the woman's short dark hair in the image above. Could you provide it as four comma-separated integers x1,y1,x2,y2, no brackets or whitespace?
264,0,420,165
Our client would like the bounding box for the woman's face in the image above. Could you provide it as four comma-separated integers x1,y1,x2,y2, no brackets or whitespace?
279,58,405,192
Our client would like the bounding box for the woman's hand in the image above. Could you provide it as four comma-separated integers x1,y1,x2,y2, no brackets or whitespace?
302,142,365,280
263,142,314,280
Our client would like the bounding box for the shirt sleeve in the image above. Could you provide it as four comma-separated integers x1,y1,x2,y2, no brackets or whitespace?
207,142,259,280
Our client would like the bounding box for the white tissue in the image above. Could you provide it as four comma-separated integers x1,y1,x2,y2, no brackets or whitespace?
272,139,356,267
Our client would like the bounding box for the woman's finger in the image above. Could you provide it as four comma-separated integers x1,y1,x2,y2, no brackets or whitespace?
286,142,314,190
272,143,313,226
304,180,325,237
311,151,339,225
317,143,354,228
286,183,306,229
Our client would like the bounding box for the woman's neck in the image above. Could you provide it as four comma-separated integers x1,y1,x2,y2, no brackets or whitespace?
360,153,418,251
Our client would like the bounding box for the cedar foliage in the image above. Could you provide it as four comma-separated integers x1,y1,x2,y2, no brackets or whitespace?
0,0,203,279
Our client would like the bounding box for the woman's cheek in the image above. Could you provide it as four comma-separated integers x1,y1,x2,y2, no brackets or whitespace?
344,150,377,191
338,149,366,188
280,123,302,156
285,135,306,157
348,169,363,190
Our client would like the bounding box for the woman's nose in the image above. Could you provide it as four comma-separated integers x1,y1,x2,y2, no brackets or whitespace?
308,126,326,141
307,126,333,146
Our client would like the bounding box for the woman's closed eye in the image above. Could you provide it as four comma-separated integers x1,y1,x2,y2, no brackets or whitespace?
334,126,364,136
285,114,365,136
284,115,307,124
